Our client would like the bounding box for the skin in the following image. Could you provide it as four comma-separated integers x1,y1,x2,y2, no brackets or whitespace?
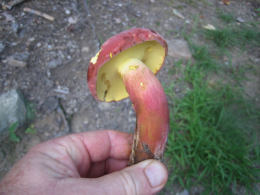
0,130,168,195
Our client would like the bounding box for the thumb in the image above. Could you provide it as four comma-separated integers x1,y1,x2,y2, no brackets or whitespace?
56,160,168,195
91,160,168,195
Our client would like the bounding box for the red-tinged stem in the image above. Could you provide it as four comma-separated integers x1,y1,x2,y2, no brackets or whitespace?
118,59,169,164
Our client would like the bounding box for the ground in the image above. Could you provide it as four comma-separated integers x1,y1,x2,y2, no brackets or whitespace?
0,0,259,194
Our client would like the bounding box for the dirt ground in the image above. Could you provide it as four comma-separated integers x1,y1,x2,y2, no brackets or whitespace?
0,0,259,194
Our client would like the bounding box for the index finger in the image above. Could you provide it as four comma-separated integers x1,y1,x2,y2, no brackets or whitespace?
75,130,132,161
33,130,132,175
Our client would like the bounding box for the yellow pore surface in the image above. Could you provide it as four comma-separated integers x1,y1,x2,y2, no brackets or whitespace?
97,41,165,102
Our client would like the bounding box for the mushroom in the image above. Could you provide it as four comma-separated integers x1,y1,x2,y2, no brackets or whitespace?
87,28,169,164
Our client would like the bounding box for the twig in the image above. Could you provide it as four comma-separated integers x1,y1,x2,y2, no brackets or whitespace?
2,0,27,10
23,7,54,21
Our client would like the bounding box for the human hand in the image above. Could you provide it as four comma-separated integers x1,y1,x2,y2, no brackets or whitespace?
0,130,168,195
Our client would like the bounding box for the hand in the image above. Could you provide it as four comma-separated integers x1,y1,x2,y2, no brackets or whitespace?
0,130,168,195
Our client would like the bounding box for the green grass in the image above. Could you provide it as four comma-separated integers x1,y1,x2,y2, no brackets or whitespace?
8,122,20,143
217,10,235,23
165,29,260,193
189,44,217,70
165,62,259,194
256,8,260,17
25,124,37,134
204,26,260,48
164,5,260,194
25,101,36,121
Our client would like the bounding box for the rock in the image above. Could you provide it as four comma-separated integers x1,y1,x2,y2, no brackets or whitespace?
115,18,121,24
0,89,26,133
68,16,78,24
81,46,89,53
177,189,189,195
36,42,42,47
65,9,71,15
167,39,192,60
0,42,5,53
185,20,191,24
236,17,245,23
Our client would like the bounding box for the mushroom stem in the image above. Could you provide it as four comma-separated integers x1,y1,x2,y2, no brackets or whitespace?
118,59,169,164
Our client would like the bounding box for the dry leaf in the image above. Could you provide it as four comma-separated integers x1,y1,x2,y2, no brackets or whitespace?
222,0,230,5
203,24,216,31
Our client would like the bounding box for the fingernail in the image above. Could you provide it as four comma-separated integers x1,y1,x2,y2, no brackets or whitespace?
144,161,167,187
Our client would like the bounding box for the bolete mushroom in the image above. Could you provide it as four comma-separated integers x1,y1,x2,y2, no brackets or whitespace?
87,28,169,164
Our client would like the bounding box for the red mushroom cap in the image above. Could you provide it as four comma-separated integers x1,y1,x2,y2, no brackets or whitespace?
87,28,168,102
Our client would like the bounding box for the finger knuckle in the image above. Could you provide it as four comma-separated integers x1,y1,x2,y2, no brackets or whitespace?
118,171,139,195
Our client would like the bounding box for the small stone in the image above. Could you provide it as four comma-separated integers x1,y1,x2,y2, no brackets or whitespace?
115,18,121,24
0,90,26,133
81,46,89,53
47,44,53,50
167,39,192,60
28,37,35,42
36,42,42,47
236,17,245,23
46,69,51,77
185,20,191,24
68,16,78,24
135,11,142,17
65,9,71,15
